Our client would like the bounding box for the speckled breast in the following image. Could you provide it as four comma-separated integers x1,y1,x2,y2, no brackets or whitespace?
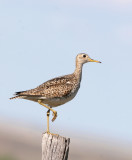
42,86,80,107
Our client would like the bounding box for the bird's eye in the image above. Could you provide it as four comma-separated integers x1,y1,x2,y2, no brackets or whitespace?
83,54,86,58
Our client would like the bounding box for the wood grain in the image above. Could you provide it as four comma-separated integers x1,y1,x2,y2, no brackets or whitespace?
42,133,70,160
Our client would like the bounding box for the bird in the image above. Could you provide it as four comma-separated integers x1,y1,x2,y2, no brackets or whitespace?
10,53,101,134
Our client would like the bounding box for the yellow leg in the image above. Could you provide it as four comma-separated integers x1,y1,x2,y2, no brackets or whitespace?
47,109,50,133
38,100,57,122
46,110,59,136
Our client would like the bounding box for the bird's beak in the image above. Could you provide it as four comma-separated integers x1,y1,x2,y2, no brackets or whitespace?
89,58,101,63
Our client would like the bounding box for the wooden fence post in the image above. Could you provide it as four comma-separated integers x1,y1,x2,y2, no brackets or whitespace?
42,133,70,160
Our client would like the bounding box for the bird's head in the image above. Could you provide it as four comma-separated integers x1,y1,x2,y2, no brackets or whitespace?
76,53,101,64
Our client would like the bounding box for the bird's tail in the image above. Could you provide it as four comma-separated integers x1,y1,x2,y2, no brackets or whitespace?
10,91,25,100
10,96,22,100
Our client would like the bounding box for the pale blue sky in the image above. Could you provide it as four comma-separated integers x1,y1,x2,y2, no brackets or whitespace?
0,0,132,141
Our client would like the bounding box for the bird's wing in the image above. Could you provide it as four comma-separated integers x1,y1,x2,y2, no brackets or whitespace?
15,75,75,98
34,83,74,98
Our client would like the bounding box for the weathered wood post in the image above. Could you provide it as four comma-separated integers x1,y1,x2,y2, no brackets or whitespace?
42,133,70,160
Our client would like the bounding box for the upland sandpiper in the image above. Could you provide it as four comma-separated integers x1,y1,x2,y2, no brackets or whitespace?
10,53,101,133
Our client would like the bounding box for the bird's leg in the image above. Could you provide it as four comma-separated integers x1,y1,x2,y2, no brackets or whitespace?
46,110,59,136
47,109,50,133
38,100,57,122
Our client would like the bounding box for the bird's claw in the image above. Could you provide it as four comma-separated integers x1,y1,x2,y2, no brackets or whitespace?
52,111,57,122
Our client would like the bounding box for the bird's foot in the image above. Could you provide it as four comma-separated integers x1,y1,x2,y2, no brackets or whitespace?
46,131,51,134
45,131,59,136
52,111,57,122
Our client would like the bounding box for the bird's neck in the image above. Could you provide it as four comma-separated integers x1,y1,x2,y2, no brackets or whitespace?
74,62,83,82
